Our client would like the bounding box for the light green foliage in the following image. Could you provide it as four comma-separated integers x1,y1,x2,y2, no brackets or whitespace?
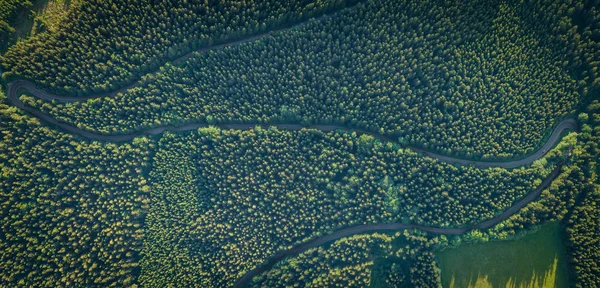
437,222,569,288
563,101,600,287
30,0,83,35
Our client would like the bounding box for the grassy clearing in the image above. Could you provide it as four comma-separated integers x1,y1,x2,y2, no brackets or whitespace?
437,222,569,288
30,0,81,35
5,0,79,45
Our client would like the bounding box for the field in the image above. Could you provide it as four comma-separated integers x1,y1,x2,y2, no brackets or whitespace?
437,222,569,288
1,0,600,286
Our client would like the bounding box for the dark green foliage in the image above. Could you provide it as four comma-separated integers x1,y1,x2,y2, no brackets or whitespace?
0,0,33,51
564,100,600,287
1,0,598,286
0,0,31,32
28,0,579,159
252,231,442,287
1,0,355,95
0,91,153,286
565,188,600,287
482,149,585,241
520,0,600,90
140,126,553,286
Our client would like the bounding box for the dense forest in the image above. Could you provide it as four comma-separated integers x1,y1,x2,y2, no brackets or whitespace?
24,0,579,160
232,101,598,287
566,185,600,287
1,0,356,95
0,0,33,52
252,231,442,287
523,0,600,91
230,111,594,287
564,101,600,287
0,0,599,287
0,88,153,287
139,126,568,287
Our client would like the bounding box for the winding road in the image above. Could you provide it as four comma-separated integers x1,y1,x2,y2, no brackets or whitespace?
4,2,363,100
6,79,578,169
3,0,578,169
234,161,564,287
2,2,580,286
6,79,578,287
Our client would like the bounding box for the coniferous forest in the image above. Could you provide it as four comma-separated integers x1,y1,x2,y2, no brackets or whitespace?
1,0,599,287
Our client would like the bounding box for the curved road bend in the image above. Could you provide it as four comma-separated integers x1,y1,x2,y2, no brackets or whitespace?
6,82,576,286
234,162,564,287
7,83,576,285
4,2,362,101
5,81,579,169
1,0,578,285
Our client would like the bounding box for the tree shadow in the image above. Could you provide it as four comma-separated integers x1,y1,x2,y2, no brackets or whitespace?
438,222,569,288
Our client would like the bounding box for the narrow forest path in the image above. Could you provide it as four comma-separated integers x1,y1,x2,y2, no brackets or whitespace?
5,79,578,286
234,162,565,287
3,0,578,169
1,1,581,286
5,79,579,168
4,1,362,100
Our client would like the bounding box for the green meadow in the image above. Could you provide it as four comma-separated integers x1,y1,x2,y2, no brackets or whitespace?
437,222,569,288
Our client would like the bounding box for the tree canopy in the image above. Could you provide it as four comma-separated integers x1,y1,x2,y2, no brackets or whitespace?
25,0,579,160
